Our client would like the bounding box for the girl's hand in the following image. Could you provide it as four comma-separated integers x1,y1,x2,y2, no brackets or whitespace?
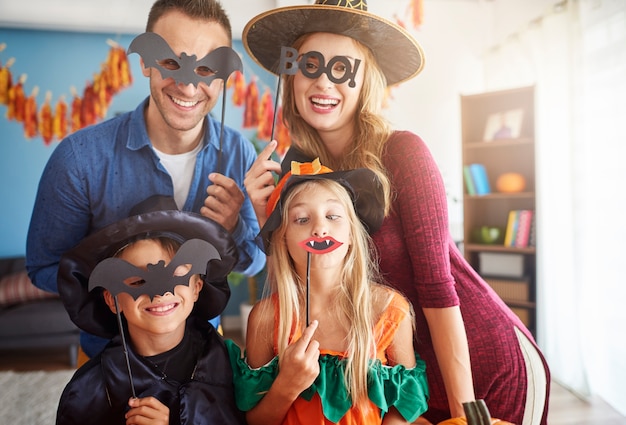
275,320,321,399
125,396,169,425
244,140,282,227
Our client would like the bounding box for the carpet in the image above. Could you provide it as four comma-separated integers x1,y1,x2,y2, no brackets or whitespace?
0,369,75,424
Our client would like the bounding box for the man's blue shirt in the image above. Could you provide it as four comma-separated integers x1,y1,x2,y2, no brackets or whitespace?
26,98,265,355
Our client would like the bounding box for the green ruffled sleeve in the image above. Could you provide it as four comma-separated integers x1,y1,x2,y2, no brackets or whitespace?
226,339,279,411
225,339,429,423
367,356,429,423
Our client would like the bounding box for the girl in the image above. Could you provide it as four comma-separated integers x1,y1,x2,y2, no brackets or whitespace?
229,160,429,424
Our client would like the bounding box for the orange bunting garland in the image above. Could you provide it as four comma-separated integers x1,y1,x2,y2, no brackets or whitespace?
6,74,26,122
53,95,68,141
274,106,291,157
0,55,14,105
223,62,292,158
81,82,97,128
229,70,246,107
3,37,295,154
23,86,38,139
256,89,274,140
243,78,260,128
408,0,424,28
394,0,423,29
39,91,54,145
70,88,82,134
1,40,132,146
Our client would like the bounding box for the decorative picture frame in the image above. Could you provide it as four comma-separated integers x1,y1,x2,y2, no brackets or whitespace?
483,108,524,141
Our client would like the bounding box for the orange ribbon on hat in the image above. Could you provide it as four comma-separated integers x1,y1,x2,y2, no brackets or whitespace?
265,158,333,218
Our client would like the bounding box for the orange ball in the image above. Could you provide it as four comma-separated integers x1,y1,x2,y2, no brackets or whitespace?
496,172,526,193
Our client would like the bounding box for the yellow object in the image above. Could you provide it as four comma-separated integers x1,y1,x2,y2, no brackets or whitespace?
496,173,526,193
76,346,90,368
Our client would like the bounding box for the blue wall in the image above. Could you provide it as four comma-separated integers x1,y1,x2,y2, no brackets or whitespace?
0,28,276,314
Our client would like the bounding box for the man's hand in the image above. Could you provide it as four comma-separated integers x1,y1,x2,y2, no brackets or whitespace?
201,172,244,232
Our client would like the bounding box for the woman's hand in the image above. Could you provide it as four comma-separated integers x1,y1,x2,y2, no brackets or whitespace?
244,140,282,227
125,396,169,425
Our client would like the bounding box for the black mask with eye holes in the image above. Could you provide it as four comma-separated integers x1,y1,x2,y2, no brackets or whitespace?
277,46,361,88
88,239,220,301
127,32,243,87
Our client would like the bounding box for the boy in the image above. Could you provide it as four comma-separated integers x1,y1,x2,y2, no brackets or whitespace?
56,195,245,425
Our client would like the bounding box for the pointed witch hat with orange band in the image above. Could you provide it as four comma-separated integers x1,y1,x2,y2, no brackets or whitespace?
259,158,385,253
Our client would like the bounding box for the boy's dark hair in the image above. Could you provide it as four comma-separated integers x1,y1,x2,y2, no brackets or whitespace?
146,0,232,41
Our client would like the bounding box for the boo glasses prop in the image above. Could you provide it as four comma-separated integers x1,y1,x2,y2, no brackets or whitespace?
278,46,362,88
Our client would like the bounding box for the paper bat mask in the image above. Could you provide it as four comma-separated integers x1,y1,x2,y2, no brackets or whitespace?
88,239,220,300
127,32,243,87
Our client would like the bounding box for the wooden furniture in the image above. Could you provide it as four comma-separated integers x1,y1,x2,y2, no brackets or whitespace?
0,257,79,366
460,86,537,336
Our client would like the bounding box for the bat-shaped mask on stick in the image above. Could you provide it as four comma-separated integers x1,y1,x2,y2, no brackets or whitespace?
128,32,242,87
88,239,219,300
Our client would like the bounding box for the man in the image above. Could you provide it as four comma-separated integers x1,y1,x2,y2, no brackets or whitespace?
26,0,265,360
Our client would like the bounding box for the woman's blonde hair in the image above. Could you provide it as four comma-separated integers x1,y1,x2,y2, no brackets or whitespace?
266,179,391,407
281,33,393,215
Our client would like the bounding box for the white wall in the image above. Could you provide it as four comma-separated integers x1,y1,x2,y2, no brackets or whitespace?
0,0,276,35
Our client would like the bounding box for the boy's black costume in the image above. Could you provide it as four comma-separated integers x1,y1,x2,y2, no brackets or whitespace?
55,195,246,425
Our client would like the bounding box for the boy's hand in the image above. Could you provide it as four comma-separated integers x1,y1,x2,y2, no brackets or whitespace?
126,396,169,425
201,173,244,233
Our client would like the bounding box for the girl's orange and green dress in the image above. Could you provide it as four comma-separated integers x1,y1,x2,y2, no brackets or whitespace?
227,290,429,424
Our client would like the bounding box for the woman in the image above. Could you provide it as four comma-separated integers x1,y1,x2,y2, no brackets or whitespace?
242,1,550,424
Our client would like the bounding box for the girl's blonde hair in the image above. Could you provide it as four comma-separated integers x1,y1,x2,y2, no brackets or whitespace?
266,179,392,407
281,33,393,215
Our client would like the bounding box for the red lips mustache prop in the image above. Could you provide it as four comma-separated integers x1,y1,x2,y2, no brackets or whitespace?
298,236,343,254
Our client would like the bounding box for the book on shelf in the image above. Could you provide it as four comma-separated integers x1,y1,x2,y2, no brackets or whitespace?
469,163,491,195
463,165,476,195
504,210,519,247
528,212,536,247
515,210,534,247
504,209,535,248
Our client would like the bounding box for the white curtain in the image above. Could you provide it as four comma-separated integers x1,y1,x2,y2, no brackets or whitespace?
482,0,626,415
